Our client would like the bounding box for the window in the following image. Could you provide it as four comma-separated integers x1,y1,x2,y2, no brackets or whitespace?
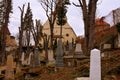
66,33,69,37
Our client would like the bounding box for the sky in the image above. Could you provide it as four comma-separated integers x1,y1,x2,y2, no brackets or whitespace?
8,0,120,36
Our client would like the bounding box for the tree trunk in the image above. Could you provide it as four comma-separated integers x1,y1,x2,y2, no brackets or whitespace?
50,24,54,49
1,0,12,64
79,0,98,55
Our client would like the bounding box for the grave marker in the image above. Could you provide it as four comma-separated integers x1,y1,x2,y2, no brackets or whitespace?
47,50,55,66
56,39,64,66
68,42,73,55
34,48,40,67
90,49,101,80
5,54,14,80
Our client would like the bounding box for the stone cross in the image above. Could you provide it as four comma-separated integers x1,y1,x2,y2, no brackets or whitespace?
90,49,101,80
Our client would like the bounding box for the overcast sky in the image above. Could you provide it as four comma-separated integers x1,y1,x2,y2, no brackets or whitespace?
8,0,120,36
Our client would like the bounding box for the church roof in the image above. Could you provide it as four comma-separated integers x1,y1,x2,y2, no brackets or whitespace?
43,19,77,37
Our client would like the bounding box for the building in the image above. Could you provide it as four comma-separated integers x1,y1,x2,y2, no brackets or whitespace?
42,20,77,44
95,17,110,33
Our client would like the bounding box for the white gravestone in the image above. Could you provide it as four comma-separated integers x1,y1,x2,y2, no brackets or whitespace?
90,49,101,80
28,52,33,65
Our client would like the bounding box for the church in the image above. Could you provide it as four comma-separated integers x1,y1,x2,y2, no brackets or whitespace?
41,19,77,45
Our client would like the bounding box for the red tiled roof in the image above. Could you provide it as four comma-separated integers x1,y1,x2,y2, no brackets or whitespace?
95,17,110,27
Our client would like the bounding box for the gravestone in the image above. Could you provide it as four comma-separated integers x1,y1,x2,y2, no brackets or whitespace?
16,64,21,74
21,52,25,65
5,54,14,80
47,49,55,66
75,77,89,80
74,43,83,58
75,43,82,54
103,44,111,49
28,52,33,65
68,42,73,55
56,39,64,66
90,49,101,80
34,48,40,67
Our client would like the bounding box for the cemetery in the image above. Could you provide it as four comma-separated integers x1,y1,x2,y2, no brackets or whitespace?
0,0,120,80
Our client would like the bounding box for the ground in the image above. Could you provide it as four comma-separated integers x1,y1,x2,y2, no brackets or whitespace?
11,49,120,80
35,49,120,80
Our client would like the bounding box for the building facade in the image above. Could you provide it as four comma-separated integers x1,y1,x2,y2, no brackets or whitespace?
42,20,77,45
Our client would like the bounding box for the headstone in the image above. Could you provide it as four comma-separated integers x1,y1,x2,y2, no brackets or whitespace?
16,64,21,74
28,52,33,65
5,54,14,80
103,44,111,49
56,39,64,66
75,77,89,80
101,53,104,58
90,49,101,80
75,43,82,54
34,48,40,67
47,50,55,66
21,52,25,65
74,43,83,58
68,42,73,55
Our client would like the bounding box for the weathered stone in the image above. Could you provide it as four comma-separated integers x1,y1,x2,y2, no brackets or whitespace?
5,54,14,80
56,39,64,66
21,52,25,65
28,52,33,65
34,48,40,67
47,50,55,66
68,42,73,55
90,49,101,80
103,44,111,49
75,43,82,54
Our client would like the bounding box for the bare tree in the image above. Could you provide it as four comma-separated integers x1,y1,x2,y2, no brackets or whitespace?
18,4,25,58
73,0,98,54
39,0,59,49
23,3,33,55
0,0,12,63
31,19,43,48
18,3,33,57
